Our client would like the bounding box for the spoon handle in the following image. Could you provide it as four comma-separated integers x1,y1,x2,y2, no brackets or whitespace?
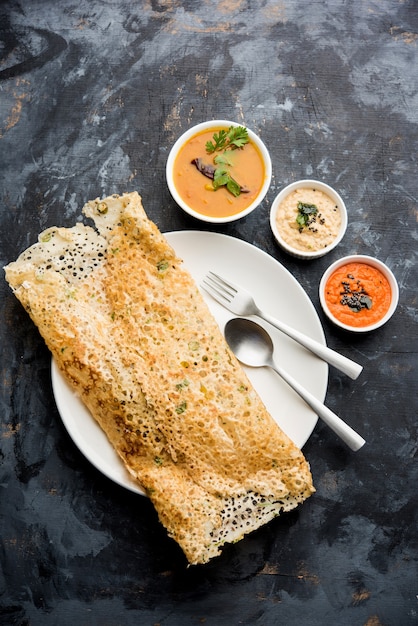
269,362,366,451
256,309,363,380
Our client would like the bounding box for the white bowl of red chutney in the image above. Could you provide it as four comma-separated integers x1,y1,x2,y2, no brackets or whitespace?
319,255,399,332
166,120,272,224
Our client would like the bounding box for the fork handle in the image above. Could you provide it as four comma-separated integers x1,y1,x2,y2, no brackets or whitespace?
256,309,363,380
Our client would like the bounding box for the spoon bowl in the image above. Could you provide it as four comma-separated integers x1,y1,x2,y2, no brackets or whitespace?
225,317,275,368
224,317,365,451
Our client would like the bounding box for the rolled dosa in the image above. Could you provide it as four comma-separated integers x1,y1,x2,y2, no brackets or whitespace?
4,192,314,564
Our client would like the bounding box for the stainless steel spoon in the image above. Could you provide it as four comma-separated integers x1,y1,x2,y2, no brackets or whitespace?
224,317,365,451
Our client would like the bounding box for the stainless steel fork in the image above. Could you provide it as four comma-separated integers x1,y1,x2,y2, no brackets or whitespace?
202,271,363,380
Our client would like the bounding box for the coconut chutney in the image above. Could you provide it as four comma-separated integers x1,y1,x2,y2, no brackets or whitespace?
275,187,342,252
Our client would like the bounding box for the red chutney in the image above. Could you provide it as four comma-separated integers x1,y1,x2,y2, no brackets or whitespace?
324,262,392,328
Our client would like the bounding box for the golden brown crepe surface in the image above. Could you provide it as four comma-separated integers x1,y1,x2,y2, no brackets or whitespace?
5,192,314,564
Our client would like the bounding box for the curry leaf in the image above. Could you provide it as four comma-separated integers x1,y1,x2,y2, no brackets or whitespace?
214,154,233,166
296,201,318,228
226,178,241,197
213,169,230,189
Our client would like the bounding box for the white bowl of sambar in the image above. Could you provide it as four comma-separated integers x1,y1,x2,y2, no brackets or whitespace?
166,120,272,223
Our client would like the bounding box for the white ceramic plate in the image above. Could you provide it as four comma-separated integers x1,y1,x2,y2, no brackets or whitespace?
51,231,328,495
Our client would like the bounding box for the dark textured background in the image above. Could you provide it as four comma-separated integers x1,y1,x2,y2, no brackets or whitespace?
1,1,417,625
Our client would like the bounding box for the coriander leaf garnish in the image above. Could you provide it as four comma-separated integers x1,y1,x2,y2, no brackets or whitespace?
194,125,250,197
205,129,228,153
227,125,249,150
296,201,318,229
205,125,249,154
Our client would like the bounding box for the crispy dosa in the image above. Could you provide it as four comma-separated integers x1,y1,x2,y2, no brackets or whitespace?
4,192,314,564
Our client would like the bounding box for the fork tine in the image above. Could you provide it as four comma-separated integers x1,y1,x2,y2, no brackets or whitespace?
201,278,231,304
202,273,236,304
203,270,364,380
206,272,237,297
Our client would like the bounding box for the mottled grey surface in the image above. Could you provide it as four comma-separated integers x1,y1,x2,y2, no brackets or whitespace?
1,1,417,625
